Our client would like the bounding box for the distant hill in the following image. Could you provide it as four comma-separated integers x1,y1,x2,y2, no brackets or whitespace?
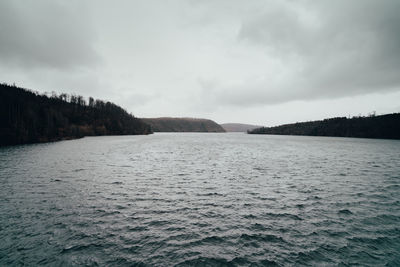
220,123,262,132
142,117,225,132
0,83,152,146
248,113,400,139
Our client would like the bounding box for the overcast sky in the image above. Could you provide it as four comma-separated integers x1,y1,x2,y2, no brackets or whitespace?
1,0,400,126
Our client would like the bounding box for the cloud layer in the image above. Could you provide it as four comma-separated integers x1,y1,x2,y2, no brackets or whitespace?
0,1,99,70
0,0,399,124
221,0,400,105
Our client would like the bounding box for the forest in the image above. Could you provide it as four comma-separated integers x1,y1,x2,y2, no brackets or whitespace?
248,114,400,139
142,117,225,132
0,83,152,146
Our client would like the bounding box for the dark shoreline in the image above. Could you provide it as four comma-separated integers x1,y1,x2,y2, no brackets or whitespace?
248,113,400,140
1,83,152,146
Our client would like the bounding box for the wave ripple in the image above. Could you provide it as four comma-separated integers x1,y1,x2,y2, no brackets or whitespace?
1,134,399,266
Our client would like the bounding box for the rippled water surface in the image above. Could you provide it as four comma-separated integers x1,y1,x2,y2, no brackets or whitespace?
1,133,400,266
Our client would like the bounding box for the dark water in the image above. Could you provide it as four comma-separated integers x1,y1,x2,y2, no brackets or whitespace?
1,133,399,266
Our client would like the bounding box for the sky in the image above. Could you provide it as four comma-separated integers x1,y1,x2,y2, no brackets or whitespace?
1,0,400,126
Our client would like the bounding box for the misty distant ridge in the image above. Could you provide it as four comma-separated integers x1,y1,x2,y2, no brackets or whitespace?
142,117,225,133
220,123,262,132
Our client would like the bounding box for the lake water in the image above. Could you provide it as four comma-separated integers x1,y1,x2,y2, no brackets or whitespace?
1,133,399,266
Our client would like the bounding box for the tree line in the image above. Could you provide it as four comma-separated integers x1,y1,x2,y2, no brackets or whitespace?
248,114,400,139
0,83,152,146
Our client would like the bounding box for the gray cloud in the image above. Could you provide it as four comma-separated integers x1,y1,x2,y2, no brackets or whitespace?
0,0,399,125
0,0,99,70
227,0,400,106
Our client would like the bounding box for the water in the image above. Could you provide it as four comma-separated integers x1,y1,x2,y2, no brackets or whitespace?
1,133,399,266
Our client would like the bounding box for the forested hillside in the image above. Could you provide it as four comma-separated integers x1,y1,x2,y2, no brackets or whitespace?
142,117,225,132
0,83,152,146
220,123,262,132
248,114,400,139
